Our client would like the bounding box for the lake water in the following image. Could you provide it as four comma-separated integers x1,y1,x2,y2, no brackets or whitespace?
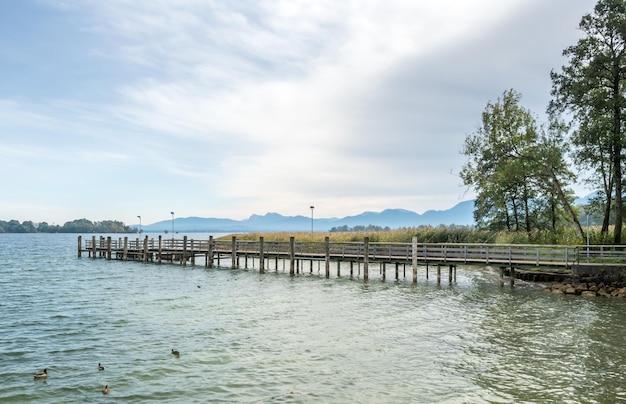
1,233,625,403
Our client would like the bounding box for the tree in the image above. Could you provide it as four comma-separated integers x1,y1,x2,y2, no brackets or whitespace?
549,0,626,243
461,90,584,239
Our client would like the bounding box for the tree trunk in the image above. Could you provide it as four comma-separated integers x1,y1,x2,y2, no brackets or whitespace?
613,145,622,243
612,75,623,244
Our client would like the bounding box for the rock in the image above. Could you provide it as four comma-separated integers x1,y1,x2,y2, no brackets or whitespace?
552,288,564,294
581,291,597,297
565,287,577,294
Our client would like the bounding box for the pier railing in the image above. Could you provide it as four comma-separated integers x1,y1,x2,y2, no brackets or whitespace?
80,235,626,267
80,235,626,284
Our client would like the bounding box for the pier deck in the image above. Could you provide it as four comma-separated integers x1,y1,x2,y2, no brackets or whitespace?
79,235,626,284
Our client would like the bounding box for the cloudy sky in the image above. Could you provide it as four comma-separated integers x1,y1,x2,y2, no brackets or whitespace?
1,0,596,226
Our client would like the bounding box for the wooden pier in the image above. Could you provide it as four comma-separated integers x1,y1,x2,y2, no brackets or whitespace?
76,235,626,285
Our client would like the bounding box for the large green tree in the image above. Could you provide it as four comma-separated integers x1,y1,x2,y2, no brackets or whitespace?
461,90,583,239
549,0,626,243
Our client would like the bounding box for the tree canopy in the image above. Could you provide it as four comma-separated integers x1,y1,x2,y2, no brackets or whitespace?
461,89,582,240
549,0,626,243
0,219,135,233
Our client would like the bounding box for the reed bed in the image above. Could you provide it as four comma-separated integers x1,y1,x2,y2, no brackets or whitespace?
221,226,612,245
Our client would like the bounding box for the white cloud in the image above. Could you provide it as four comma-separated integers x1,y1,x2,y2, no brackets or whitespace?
0,0,597,224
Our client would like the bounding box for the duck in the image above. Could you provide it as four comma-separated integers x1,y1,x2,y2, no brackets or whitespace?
102,385,110,394
98,363,105,371
171,349,180,356
34,368,48,378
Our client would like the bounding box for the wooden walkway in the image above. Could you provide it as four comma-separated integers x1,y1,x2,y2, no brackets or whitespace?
77,235,626,284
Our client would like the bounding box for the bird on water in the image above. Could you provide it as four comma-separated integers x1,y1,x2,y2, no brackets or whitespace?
34,369,48,378
98,363,105,371
102,385,110,394
171,349,180,356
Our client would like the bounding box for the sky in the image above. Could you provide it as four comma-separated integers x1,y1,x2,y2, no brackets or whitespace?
0,0,597,226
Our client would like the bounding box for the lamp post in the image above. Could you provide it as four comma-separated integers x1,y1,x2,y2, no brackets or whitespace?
171,211,175,235
310,205,314,234
137,215,142,234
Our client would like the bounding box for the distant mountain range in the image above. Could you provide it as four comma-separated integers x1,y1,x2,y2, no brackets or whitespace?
140,200,476,233
140,192,599,233
138,193,595,233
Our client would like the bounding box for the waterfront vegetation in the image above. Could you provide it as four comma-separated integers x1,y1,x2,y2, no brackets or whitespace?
0,218,135,233
228,225,612,245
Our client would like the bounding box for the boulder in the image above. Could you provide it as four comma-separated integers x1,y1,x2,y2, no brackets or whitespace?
564,287,577,295
552,288,564,294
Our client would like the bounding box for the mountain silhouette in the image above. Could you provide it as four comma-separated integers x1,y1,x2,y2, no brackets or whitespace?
141,200,475,233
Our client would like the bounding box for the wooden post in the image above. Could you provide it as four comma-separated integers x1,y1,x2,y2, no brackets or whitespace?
382,262,386,281
231,236,237,269
190,239,195,265
158,235,162,264
395,262,399,280
289,237,295,276
182,236,188,266
412,236,418,284
123,237,128,260
325,237,330,278
499,267,504,287
510,267,515,287
337,260,341,277
437,264,441,284
364,237,369,282
350,261,354,278
106,236,112,260
207,236,213,268
77,236,82,258
91,235,96,259
449,264,453,284
143,236,149,263
259,237,265,274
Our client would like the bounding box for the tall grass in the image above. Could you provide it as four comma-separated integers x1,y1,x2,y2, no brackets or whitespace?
223,226,614,245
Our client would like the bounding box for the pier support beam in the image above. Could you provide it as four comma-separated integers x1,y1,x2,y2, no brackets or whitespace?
158,236,162,264
143,236,149,263
325,237,330,278
259,237,265,274
412,236,418,283
289,236,295,276
207,236,213,268
364,237,369,282
231,236,237,269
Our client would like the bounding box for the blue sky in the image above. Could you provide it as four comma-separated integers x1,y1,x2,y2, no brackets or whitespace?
1,0,595,226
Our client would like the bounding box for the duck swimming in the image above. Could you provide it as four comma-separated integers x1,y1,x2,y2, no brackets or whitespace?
34,368,47,378
171,349,180,356
98,363,105,371
102,385,110,394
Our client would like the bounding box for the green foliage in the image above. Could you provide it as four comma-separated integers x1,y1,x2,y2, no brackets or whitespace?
549,0,626,243
0,218,135,233
460,90,580,237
